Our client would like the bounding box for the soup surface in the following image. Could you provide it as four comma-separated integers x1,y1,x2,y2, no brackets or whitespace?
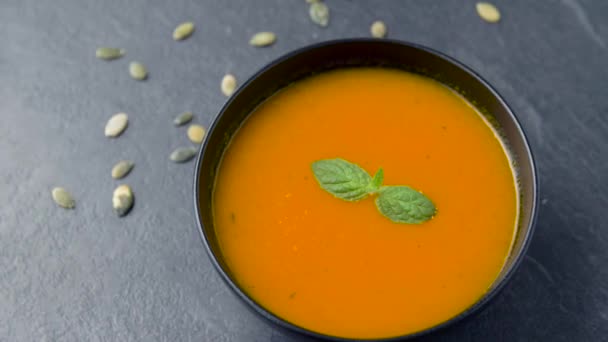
213,68,518,339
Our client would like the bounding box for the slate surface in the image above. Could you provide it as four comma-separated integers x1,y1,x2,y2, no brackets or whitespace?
1,0,607,341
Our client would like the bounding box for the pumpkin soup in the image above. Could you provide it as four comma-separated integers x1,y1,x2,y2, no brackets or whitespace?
213,68,518,339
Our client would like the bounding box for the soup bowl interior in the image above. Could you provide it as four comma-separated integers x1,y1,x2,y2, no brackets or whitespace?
194,39,538,341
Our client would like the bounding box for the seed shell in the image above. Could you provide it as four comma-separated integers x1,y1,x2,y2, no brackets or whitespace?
187,124,206,144
221,74,237,97
112,184,134,217
129,62,148,80
104,113,128,137
370,21,387,38
170,147,197,163
111,160,134,179
476,2,501,23
249,32,277,47
51,187,75,209
309,2,330,27
173,111,193,126
173,22,195,41
96,47,125,60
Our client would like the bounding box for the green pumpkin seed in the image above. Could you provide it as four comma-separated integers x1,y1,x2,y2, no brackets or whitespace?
187,124,206,144
96,47,125,60
104,113,128,137
112,184,134,217
221,74,237,97
173,21,195,41
129,62,148,80
476,2,501,23
370,21,387,38
51,187,75,209
173,111,193,126
309,2,329,27
111,160,134,179
170,147,197,163
249,32,277,47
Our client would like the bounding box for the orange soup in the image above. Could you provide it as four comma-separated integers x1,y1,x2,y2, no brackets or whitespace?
213,68,518,339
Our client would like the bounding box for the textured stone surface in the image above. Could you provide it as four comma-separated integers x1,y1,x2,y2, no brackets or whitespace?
1,0,607,341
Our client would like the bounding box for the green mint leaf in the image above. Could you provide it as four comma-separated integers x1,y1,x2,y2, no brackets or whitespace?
375,186,436,224
368,168,384,192
311,158,372,201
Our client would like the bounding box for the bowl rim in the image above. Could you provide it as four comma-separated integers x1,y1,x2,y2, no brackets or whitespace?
193,38,539,341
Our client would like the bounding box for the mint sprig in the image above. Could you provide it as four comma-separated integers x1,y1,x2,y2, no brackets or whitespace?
311,158,435,224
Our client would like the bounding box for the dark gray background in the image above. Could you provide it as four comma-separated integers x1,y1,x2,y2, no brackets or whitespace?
1,0,607,341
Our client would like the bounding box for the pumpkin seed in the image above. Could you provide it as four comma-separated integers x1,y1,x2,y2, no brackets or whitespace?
370,21,387,38
173,111,193,126
129,62,148,80
112,184,134,217
249,32,277,47
96,47,125,60
104,112,128,137
111,160,134,179
173,21,195,41
476,2,501,23
51,187,75,209
309,2,329,27
187,124,206,144
221,74,237,97
170,147,197,163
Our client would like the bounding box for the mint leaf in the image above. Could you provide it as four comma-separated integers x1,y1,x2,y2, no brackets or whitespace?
368,168,384,192
375,186,435,224
311,158,372,201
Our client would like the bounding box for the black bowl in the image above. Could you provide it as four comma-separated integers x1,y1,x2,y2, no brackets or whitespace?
194,39,538,341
